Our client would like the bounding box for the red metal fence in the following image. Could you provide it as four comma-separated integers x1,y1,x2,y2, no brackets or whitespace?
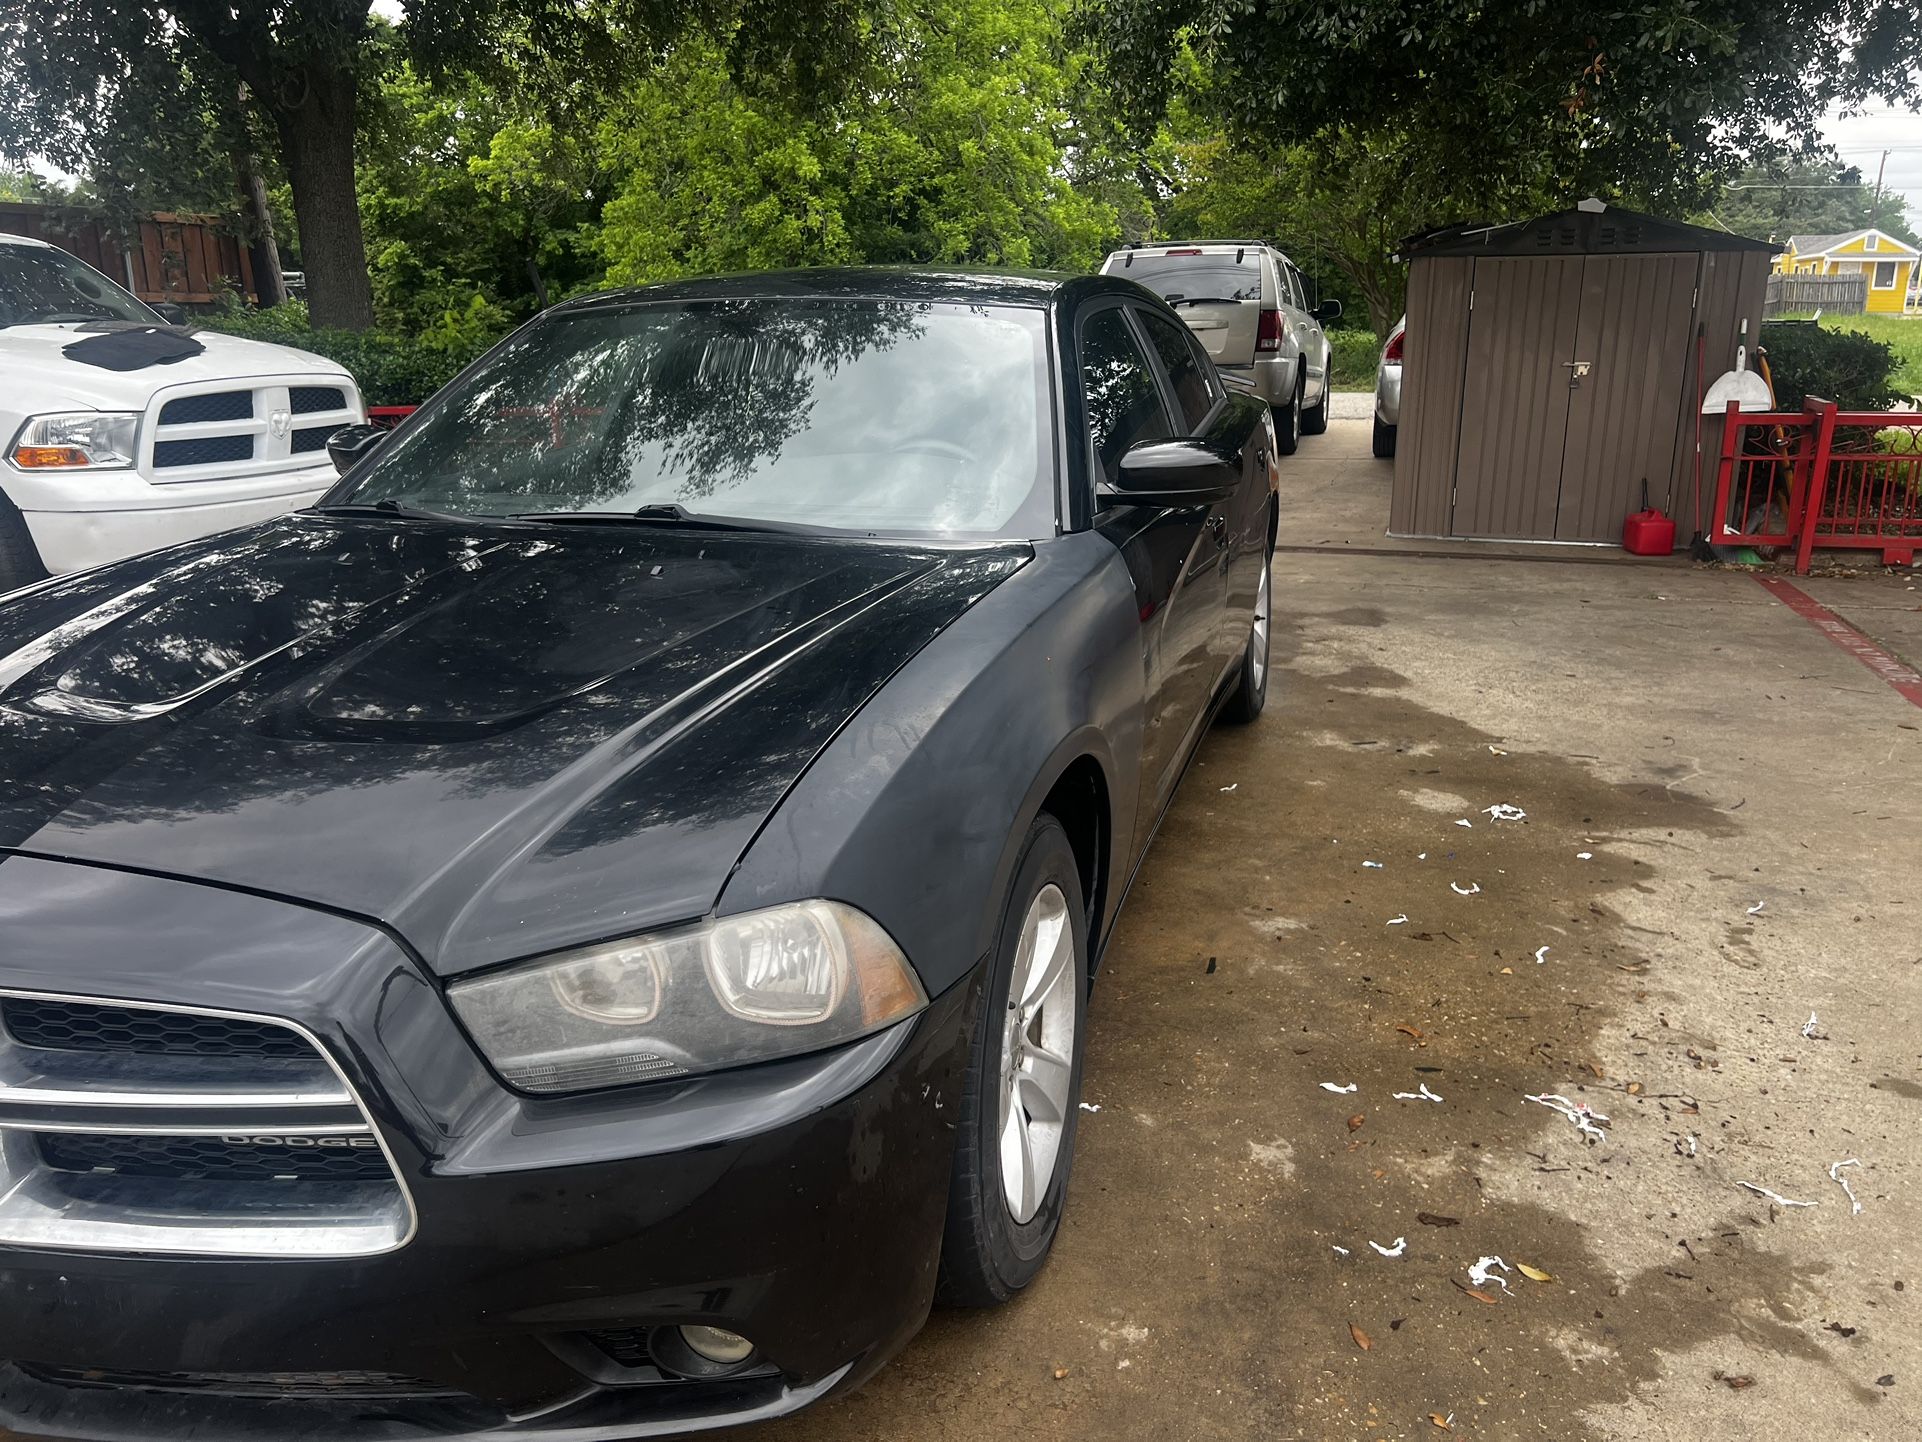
1710,397,1922,571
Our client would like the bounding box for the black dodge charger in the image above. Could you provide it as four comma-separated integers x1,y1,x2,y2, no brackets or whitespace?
0,269,1276,1439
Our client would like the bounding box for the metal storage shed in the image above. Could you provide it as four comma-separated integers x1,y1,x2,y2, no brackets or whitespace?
1390,201,1777,546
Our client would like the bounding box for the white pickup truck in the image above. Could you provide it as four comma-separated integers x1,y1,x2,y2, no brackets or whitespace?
0,231,363,592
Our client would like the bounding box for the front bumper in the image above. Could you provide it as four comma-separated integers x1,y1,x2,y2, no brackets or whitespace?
0,856,979,1440
6,464,334,575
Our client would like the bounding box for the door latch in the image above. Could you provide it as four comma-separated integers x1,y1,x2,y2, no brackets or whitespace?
1562,359,1592,387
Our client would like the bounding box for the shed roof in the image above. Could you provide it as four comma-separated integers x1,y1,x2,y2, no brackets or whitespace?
1405,203,1776,259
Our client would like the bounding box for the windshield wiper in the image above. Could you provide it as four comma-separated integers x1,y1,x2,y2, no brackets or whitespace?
510,503,781,533
311,498,479,524
1164,295,1246,308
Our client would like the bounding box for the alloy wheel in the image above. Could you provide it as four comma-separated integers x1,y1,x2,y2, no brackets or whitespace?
997,882,1077,1224
1250,561,1271,689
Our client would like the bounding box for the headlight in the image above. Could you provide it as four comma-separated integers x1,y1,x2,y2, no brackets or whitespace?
10,412,140,469
449,901,927,1095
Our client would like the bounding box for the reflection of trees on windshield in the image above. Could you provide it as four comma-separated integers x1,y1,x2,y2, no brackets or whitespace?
1080,309,1173,485
355,299,929,512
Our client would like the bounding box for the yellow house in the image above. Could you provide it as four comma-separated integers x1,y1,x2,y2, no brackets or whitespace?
1773,229,1919,314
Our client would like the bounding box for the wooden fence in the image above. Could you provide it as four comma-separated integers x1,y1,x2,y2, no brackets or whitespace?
1763,273,1868,318
0,203,257,307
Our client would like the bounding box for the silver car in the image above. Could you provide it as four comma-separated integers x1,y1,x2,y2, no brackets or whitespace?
1373,316,1405,458
1100,241,1340,454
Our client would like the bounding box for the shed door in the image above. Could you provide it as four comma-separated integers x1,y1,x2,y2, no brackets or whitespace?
1555,254,1696,541
1449,258,1583,539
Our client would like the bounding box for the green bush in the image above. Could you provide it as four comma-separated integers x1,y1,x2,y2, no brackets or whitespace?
1758,321,1905,413
197,298,507,407
1326,328,1382,390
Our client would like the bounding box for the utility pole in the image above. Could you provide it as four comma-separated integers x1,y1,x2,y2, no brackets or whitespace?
1873,149,1889,210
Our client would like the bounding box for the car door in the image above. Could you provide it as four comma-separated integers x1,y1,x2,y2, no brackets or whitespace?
1081,304,1222,834
1281,258,1329,402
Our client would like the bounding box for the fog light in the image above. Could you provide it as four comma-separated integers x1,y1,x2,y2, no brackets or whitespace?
679,1325,755,1366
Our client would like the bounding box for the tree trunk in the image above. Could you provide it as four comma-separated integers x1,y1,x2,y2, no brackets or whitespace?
233,146,286,309
270,67,373,330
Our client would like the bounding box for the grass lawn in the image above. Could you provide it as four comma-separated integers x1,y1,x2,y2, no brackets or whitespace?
1818,312,1922,401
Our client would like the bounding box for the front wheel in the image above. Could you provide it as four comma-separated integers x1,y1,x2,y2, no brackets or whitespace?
1219,546,1272,725
938,815,1088,1307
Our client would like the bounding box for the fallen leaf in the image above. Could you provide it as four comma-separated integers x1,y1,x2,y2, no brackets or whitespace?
1714,1372,1755,1390
1397,1024,1425,1042
1518,1262,1555,1283
1052,1367,1068,1380
1617,961,1650,973
1680,1103,1701,1116
1498,966,1513,975
1452,1279,1500,1305
1348,1113,1367,1132
1626,1081,1644,1096
1429,1414,1453,1431
1390,1318,1406,1331
1584,1062,1606,1079
1416,1212,1460,1227
1371,1168,1387,1180
1350,1321,1373,1351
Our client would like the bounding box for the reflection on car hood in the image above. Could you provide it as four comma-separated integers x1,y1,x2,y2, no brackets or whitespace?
0,515,1028,973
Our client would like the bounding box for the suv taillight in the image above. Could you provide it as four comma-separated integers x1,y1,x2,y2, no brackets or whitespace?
1384,329,1405,364
1255,309,1283,353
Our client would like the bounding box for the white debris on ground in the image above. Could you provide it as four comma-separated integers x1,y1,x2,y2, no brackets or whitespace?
1392,1083,1444,1103
1450,881,1481,896
1800,1011,1820,1039
1363,860,1384,869
1736,1181,1817,1209
1481,803,1527,822
1368,1237,1407,1258
1467,1255,1513,1294
1387,914,1409,925
1525,1092,1610,1143
1455,819,1474,828
1747,901,1766,915
1829,1159,1863,1215
1331,1245,1351,1257
1534,945,1551,964
1219,783,1237,792
1318,1082,1359,1094
1577,851,1594,860
1079,1103,1102,1113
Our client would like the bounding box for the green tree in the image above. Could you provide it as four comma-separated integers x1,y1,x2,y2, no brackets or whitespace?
595,0,1119,285
0,0,884,329
1709,159,1921,247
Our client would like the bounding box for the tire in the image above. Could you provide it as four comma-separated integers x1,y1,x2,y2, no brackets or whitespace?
1301,378,1329,435
1218,535,1273,725
1273,375,1302,456
0,493,47,596
938,814,1089,1308
1372,415,1397,458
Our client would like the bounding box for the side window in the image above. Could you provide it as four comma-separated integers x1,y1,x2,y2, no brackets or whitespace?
1280,261,1304,310
1081,307,1175,488
1137,310,1214,430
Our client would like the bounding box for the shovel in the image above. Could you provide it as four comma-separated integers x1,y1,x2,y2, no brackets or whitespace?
1701,318,1773,414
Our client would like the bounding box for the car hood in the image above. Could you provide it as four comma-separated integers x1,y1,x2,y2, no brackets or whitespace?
0,325,348,409
0,515,1028,974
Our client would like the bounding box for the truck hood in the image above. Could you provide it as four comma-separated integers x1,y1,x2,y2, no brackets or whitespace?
0,515,1027,974
0,324,349,410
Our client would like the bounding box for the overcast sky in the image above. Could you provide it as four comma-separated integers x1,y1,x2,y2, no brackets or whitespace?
1819,105,1922,224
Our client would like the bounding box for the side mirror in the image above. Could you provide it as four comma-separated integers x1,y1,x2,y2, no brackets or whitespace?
152,302,189,326
1314,299,1344,324
326,423,388,475
1101,438,1239,508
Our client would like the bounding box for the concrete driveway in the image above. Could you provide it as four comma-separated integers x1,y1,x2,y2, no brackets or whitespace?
742,418,1922,1441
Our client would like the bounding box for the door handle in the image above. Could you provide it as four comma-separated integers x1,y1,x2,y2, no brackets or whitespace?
1563,359,1592,387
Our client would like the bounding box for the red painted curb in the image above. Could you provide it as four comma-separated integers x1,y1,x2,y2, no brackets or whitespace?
1754,575,1922,710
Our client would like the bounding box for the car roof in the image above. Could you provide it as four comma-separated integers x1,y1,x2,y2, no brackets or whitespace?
0,232,54,249
553,266,1143,314
1104,242,1281,259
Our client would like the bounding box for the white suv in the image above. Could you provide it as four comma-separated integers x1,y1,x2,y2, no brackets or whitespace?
1100,241,1339,453
0,233,363,592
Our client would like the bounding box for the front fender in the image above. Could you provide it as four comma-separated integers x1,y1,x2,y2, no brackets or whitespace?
717,531,1143,999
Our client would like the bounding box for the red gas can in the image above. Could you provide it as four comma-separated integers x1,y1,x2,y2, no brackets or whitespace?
1622,480,1676,555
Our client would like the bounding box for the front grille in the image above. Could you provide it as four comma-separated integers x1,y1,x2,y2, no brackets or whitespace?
37,1132,393,1183
158,391,252,425
154,434,253,468
586,1328,653,1369
290,424,338,454
25,1365,463,1400
289,385,347,415
3,998,309,1058
0,993,411,1258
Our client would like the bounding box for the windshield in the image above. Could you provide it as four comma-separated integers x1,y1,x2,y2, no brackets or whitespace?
0,244,161,327
337,297,1055,539
1112,254,1263,305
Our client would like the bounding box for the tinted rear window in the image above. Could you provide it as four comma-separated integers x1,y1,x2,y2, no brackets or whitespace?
1112,254,1261,305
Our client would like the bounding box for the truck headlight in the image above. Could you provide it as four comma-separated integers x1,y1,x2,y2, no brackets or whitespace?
10,412,139,470
448,901,927,1095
